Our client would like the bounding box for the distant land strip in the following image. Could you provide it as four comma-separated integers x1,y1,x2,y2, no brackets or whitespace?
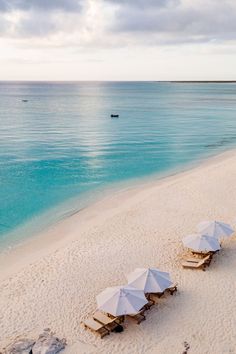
168,81,236,83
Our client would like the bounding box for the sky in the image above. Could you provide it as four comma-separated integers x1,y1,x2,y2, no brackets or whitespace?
1,0,236,80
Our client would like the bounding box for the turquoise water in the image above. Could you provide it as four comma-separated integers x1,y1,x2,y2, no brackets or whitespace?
1,81,236,247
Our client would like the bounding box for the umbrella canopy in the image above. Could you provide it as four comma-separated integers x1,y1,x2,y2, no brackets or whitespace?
126,268,173,293
197,220,234,239
182,233,221,252
96,285,148,316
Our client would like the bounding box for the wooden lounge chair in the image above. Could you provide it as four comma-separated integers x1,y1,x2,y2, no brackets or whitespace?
147,283,178,300
143,299,155,310
148,292,160,303
93,311,121,332
186,255,212,266
83,318,109,338
191,251,218,265
192,250,218,257
127,310,146,324
167,283,178,295
181,255,211,271
105,313,125,324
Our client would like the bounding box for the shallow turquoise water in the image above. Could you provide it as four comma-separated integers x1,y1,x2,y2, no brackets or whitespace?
1,81,236,246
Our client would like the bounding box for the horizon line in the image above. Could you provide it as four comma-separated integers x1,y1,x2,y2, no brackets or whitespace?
1,80,236,84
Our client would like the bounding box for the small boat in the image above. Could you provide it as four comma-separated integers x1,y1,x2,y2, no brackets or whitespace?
111,114,119,118
22,99,28,102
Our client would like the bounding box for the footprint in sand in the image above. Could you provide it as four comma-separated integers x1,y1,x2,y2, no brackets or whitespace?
182,341,190,354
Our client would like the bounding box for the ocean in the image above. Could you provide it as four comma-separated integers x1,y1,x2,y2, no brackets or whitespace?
1,81,236,248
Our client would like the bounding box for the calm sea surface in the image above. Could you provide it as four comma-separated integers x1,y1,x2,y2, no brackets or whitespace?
1,81,236,247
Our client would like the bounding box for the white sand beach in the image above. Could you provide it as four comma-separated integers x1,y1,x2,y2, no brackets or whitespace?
1,150,236,354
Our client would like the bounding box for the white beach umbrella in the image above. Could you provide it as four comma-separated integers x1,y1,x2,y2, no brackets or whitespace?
197,220,234,239
96,285,148,316
126,268,173,293
182,233,221,252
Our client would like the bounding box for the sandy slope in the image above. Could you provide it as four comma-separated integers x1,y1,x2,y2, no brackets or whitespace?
1,151,236,354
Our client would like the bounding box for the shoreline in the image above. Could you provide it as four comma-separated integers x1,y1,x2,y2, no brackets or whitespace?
1,147,236,281
1,140,233,252
1,148,236,353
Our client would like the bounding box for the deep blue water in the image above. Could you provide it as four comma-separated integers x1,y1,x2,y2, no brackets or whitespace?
1,81,236,247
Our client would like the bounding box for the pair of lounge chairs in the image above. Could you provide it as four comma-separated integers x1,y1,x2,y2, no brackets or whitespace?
84,311,123,338
181,250,218,271
155,283,177,298
83,309,147,337
83,284,178,337
181,255,210,271
147,283,178,302
126,297,162,323
127,309,146,324
84,305,148,337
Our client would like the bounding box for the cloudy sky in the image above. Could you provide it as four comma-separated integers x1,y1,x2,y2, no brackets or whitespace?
1,0,236,80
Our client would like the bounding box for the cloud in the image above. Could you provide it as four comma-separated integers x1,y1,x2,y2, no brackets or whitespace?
17,13,58,37
0,13,8,31
0,0,236,47
0,0,82,13
103,0,236,44
104,0,178,8
0,0,86,38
